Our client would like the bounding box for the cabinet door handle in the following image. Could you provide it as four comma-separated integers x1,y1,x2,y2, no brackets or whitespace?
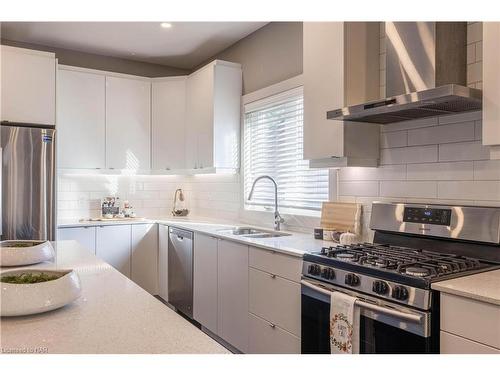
268,323,276,329
270,274,276,279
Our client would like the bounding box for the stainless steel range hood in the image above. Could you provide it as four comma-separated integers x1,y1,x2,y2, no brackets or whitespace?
327,22,482,124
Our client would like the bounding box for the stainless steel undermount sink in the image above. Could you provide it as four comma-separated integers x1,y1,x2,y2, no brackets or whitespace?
227,228,263,235
245,232,291,238
216,227,292,238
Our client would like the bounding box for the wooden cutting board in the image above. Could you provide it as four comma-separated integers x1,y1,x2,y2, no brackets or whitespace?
320,202,361,233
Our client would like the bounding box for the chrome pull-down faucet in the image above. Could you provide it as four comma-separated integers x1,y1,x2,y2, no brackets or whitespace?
247,175,284,231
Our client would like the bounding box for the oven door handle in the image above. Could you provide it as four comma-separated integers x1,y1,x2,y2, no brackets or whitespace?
301,280,423,324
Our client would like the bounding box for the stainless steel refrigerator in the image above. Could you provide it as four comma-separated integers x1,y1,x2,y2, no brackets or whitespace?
1,123,56,241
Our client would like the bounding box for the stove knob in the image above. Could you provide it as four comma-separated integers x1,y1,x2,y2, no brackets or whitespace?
321,267,335,280
308,264,321,276
313,265,322,276
344,273,360,286
327,268,336,280
392,285,409,301
372,280,388,295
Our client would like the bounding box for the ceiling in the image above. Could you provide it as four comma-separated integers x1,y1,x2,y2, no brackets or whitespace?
0,22,268,69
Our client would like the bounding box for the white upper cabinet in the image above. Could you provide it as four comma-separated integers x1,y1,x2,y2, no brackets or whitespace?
151,77,187,171
482,22,500,158
303,22,381,167
1,45,56,125
185,60,242,171
54,59,240,173
57,67,106,169
105,76,151,170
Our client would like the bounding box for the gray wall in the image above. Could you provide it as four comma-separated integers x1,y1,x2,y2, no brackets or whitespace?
197,22,303,94
1,39,188,77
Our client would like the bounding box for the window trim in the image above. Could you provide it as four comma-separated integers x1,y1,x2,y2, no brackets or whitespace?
240,74,333,217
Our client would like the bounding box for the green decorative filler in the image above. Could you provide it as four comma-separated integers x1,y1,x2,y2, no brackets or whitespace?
1,272,61,284
2,243,37,248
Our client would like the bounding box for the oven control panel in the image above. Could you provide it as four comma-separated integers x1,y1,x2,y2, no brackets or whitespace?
403,207,451,226
302,261,432,310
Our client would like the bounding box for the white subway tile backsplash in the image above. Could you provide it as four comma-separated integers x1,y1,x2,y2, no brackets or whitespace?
438,141,490,162
407,122,475,146
339,165,406,181
467,43,476,64
58,173,243,223
438,181,500,201
473,160,500,180
380,131,407,148
467,22,482,44
338,181,379,197
407,162,473,181
475,121,482,141
475,41,483,61
437,111,482,125
467,61,482,84
58,191,89,201
381,117,438,133
380,181,437,199
380,145,438,165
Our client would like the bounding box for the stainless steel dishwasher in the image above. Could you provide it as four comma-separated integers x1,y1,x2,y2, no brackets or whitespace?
168,227,194,318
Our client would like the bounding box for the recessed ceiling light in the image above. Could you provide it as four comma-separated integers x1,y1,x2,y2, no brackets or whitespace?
160,22,172,29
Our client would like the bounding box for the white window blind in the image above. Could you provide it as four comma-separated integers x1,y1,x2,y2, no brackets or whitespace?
243,87,329,212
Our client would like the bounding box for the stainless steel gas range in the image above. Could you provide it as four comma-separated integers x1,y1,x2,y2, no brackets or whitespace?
301,202,500,354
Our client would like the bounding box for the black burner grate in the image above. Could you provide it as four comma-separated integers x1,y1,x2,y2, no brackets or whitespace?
318,243,483,281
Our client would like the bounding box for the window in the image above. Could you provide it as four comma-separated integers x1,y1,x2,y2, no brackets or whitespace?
243,86,329,213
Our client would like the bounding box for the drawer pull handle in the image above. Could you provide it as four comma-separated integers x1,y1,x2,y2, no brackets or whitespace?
270,274,276,279
269,323,276,329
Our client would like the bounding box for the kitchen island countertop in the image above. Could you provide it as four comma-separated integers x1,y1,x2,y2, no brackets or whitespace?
0,241,229,354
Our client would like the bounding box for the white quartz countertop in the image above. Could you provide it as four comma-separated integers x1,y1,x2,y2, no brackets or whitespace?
432,269,500,306
58,216,333,257
0,241,229,354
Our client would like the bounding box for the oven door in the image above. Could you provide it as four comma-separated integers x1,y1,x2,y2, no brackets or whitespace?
301,278,437,354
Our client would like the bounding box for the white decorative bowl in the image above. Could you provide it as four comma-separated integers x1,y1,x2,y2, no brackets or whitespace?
0,269,82,317
0,240,55,266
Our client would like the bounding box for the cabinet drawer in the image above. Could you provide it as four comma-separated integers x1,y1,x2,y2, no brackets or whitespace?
441,331,500,354
441,293,500,349
249,267,301,337
248,313,301,354
249,246,302,282
57,226,96,254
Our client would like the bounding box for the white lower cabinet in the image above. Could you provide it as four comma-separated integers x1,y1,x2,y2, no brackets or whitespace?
57,226,96,254
440,292,500,353
441,331,500,354
158,224,169,301
217,239,249,353
249,267,301,337
248,313,301,354
193,233,218,333
131,224,158,295
248,246,302,353
96,225,132,278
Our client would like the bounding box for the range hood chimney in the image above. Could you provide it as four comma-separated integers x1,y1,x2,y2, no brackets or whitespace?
327,22,482,124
